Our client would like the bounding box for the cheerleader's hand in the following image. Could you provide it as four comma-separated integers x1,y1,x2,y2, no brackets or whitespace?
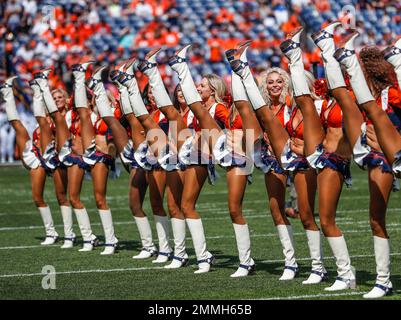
366,124,382,152
290,138,304,155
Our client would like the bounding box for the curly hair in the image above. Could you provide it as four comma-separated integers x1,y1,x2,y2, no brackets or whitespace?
258,67,292,107
359,46,397,98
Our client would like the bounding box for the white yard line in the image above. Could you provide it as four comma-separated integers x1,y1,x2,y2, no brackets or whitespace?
258,290,400,300
1,226,401,250
0,245,46,250
2,207,400,232
0,252,400,279
260,291,365,300
255,291,384,300
0,266,166,278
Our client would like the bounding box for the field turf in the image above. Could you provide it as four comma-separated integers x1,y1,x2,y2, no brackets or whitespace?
0,165,400,300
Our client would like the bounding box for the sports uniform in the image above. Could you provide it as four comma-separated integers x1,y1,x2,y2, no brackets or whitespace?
353,86,401,188
180,102,228,184
254,102,291,175
306,98,352,187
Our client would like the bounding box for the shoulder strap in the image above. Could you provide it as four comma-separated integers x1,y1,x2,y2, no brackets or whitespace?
187,110,194,126
314,100,324,115
209,103,218,118
65,111,72,129
284,105,291,126
381,86,390,111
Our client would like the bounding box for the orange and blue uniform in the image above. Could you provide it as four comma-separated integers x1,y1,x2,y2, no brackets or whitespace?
223,110,249,169
180,103,228,184
364,86,401,131
192,102,229,132
83,110,116,170
320,99,343,130
182,108,195,130
284,100,325,172
152,109,169,135
254,103,292,175
311,99,352,187
357,86,401,175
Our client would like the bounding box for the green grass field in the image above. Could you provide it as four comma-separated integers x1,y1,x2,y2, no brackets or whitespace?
0,165,400,300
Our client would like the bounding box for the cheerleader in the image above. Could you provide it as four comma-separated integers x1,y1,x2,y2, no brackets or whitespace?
282,26,356,290
223,93,257,277
71,61,118,254
195,65,256,277
33,69,99,252
142,83,175,263
227,47,297,278
173,84,194,127
108,64,160,260
258,68,300,221
377,38,401,173
129,55,221,269
215,45,273,277
111,62,176,264
0,76,58,245
89,65,187,267
167,45,236,273
227,42,328,283
31,82,75,248
49,88,75,248
255,66,301,280
119,58,208,273
140,49,215,268
333,30,399,297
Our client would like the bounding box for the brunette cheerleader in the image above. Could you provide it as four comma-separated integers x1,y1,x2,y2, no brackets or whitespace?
332,29,400,297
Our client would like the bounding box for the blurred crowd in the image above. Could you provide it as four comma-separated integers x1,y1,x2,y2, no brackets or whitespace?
0,0,400,162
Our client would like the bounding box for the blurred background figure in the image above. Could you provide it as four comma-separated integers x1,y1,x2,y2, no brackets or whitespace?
0,106,16,163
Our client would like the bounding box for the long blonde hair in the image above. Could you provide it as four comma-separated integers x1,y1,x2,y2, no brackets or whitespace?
204,73,227,106
304,71,321,101
259,67,292,107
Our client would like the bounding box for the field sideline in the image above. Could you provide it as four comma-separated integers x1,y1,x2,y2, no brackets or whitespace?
0,165,400,300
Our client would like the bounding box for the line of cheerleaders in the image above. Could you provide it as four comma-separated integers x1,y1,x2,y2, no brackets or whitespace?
2,23,401,299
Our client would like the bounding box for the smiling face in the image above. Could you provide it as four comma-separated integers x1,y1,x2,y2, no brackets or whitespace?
52,91,67,111
177,87,186,106
266,72,285,101
147,86,157,109
197,77,214,103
